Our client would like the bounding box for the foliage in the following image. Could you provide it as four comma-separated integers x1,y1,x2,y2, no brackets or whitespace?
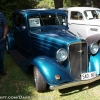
92,0,100,8
64,0,86,7
37,0,54,8
64,0,100,7
38,0,100,9
1,0,100,28
0,0,41,28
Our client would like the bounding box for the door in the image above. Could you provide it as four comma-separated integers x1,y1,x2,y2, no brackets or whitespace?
68,11,86,39
12,14,31,57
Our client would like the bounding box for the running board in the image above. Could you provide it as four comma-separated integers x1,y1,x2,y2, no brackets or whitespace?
9,50,29,63
9,50,30,73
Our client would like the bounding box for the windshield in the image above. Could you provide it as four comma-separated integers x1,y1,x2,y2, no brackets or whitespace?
28,14,67,28
84,9,100,20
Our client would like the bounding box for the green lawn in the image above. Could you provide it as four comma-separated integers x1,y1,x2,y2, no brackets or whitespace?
0,51,100,100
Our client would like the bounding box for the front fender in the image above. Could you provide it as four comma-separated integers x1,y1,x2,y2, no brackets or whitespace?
89,50,100,75
30,56,73,85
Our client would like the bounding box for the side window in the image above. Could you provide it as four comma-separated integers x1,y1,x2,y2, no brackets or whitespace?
14,14,25,28
70,11,83,20
96,10,100,19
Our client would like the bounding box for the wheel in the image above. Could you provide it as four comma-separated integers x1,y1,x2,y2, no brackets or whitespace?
33,66,47,92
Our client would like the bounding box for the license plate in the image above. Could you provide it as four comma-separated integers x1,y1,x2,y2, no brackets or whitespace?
81,71,96,80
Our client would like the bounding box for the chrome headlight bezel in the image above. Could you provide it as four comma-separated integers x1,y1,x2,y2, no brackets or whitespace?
56,48,68,62
89,43,99,54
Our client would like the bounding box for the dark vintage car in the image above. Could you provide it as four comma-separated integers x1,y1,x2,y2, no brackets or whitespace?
6,9,100,92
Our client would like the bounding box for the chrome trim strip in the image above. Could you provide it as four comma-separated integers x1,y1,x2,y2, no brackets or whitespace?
69,23,86,25
80,43,82,74
69,23,100,27
49,75,100,90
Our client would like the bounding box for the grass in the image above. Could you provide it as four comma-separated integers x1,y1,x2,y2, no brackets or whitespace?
0,51,100,100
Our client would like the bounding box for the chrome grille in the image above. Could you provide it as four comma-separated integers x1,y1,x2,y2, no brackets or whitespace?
69,42,88,80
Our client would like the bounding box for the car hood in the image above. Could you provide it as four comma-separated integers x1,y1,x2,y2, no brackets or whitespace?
31,27,82,44
86,19,100,26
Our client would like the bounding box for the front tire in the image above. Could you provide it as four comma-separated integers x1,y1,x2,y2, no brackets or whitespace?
33,66,47,92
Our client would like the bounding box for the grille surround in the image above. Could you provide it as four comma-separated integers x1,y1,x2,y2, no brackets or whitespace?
68,42,88,80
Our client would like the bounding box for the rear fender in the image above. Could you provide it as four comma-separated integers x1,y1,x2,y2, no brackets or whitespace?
30,56,73,85
7,31,16,50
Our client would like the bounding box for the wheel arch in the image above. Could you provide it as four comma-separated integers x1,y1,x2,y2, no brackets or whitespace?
29,56,73,86
6,31,16,51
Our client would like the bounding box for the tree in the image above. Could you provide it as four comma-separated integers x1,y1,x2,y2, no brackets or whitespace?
0,0,41,28
37,0,54,8
85,0,91,6
54,0,63,8
92,0,100,8
64,0,100,7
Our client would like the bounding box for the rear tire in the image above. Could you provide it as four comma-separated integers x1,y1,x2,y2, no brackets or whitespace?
33,66,47,92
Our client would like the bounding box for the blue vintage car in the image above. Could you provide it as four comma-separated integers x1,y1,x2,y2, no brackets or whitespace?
6,9,100,92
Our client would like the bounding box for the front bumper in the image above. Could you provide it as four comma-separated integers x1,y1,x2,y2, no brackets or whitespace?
49,75,100,90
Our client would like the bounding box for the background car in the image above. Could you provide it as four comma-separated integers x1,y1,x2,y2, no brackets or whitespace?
6,9,100,93
59,7,100,44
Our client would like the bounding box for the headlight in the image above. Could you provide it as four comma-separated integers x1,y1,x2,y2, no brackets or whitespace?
56,48,68,62
89,43,99,54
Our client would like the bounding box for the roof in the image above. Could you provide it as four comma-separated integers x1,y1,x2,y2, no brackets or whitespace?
59,7,100,11
13,9,66,15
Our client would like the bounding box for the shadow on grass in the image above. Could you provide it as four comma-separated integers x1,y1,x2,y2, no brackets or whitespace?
59,79,100,96
0,52,37,98
3,52,100,97
2,52,52,96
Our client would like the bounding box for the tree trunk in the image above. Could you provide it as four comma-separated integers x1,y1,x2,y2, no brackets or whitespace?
92,0,100,8
54,0,63,9
85,0,91,7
